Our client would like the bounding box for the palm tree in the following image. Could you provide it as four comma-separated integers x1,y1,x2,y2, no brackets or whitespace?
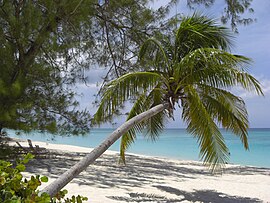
41,13,263,197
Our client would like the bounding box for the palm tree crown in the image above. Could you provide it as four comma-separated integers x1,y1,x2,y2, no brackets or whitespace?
94,13,263,171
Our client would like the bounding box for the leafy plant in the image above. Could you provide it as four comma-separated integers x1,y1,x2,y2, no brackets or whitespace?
0,153,88,203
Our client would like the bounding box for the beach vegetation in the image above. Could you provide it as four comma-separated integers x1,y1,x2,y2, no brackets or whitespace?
41,13,263,197
0,153,88,202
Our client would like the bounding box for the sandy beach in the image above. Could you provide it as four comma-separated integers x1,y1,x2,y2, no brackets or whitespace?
11,140,270,202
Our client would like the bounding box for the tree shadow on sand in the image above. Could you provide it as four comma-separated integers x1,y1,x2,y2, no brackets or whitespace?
26,151,209,189
24,150,268,202
107,187,262,202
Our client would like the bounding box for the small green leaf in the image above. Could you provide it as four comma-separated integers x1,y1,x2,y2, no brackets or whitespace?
62,189,68,195
40,176,48,183
0,177,6,185
15,173,23,181
16,164,26,172
22,153,34,164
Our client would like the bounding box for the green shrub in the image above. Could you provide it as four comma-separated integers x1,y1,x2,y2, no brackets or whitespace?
0,153,88,203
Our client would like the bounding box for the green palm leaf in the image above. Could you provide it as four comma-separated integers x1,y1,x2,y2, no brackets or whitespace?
120,86,166,163
94,72,162,125
176,48,263,95
198,85,249,149
144,86,167,140
120,94,148,164
175,13,233,57
182,85,229,171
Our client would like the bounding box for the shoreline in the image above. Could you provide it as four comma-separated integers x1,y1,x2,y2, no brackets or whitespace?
7,128,270,169
10,138,270,169
6,139,270,202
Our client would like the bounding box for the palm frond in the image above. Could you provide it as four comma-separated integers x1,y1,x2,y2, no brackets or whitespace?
182,85,229,171
139,38,170,73
176,48,263,95
93,72,162,125
144,87,167,140
198,84,249,149
120,94,148,164
144,110,167,141
175,12,234,59
120,86,166,163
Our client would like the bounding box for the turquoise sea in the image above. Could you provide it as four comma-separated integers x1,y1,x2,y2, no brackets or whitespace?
7,128,270,168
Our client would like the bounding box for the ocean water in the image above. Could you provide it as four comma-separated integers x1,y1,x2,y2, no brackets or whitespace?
7,128,270,168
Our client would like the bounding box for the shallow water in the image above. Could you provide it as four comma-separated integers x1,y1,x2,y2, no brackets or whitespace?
7,128,270,168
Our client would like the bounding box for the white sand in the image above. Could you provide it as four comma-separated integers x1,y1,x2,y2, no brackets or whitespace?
12,140,270,202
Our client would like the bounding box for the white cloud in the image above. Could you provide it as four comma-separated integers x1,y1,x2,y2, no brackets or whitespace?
234,75,270,99
260,78,270,94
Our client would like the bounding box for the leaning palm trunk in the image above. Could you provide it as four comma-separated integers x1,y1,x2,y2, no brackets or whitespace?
41,103,168,197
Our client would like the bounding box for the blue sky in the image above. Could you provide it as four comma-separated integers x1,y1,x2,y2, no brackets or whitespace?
77,1,270,128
